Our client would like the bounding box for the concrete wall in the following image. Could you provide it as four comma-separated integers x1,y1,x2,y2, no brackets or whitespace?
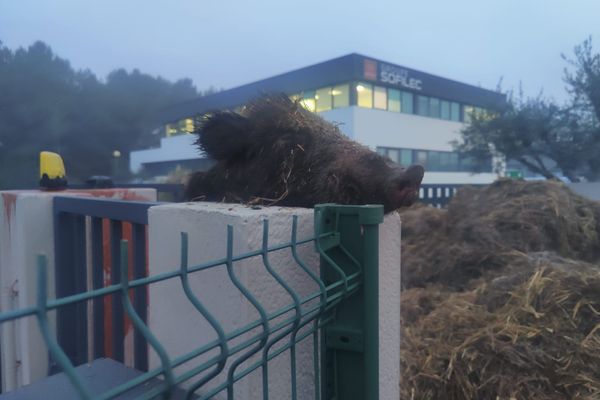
0,188,156,392
148,202,401,399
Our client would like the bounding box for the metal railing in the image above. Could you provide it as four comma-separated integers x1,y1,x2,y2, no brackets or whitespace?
419,184,462,208
53,196,159,372
0,200,383,399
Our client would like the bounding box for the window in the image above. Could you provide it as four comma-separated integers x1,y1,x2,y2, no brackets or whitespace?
439,152,452,171
400,149,413,165
463,105,475,123
377,146,486,172
428,151,440,170
374,86,387,110
184,119,194,133
440,100,450,120
429,98,440,118
316,87,332,112
165,124,177,137
300,90,316,112
356,82,373,108
388,89,401,112
450,102,460,121
417,95,429,116
416,150,428,165
387,148,399,163
401,91,414,114
332,84,349,108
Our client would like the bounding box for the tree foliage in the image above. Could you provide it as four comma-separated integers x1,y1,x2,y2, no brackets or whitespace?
456,38,600,182
0,40,199,188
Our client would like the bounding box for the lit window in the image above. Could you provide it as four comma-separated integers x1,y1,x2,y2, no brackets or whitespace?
374,86,387,110
429,98,440,118
417,95,429,116
440,100,450,120
316,87,332,112
300,90,316,112
388,89,401,112
166,124,177,137
450,102,460,121
401,92,414,114
356,82,373,108
184,119,194,133
332,84,350,108
289,93,301,102
463,105,475,123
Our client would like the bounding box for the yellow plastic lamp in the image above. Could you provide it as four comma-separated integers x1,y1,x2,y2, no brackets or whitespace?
39,151,67,190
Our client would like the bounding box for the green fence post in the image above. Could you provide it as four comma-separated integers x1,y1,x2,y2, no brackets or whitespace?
315,204,384,400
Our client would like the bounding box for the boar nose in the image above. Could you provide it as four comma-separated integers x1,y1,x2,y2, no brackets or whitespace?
404,165,425,186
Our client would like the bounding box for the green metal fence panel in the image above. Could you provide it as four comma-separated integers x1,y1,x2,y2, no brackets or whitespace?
0,203,383,399
315,205,384,400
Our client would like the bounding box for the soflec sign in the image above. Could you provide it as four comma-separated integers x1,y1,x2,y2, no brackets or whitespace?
363,59,423,91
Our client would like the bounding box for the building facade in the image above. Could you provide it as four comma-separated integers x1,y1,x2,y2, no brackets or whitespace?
130,54,506,184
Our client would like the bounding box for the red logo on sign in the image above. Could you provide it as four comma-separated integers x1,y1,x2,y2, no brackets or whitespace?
364,59,378,81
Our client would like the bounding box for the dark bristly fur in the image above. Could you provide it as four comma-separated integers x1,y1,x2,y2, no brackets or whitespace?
185,94,424,212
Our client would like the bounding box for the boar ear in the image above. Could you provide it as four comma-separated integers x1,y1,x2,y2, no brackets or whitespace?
195,112,251,160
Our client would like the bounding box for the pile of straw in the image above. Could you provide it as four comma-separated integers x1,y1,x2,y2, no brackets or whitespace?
400,180,600,399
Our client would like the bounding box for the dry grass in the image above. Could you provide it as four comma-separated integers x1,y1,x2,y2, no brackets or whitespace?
399,180,600,399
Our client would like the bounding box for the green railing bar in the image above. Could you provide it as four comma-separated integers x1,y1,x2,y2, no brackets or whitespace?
2,269,358,400
200,314,336,399
315,208,350,298
289,215,327,400
362,219,381,400
0,233,337,326
117,240,175,400
35,255,92,400
116,274,360,400
92,288,343,400
312,323,321,400
179,232,230,400
260,219,303,400
223,224,270,400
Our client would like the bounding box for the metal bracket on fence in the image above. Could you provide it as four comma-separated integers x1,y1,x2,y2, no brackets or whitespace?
315,204,384,400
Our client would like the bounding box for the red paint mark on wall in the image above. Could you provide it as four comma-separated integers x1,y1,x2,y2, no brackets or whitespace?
2,193,17,232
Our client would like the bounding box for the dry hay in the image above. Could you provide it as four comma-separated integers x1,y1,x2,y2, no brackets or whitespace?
400,179,600,290
401,254,600,399
399,180,600,399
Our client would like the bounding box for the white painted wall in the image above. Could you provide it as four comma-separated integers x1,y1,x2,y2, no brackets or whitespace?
148,202,401,399
344,106,463,152
0,189,156,392
130,134,201,173
322,106,498,185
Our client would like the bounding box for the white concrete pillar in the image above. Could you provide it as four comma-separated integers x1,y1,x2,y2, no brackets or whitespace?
0,188,156,391
148,202,401,399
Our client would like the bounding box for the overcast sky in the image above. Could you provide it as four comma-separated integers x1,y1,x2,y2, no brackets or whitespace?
1,0,599,103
